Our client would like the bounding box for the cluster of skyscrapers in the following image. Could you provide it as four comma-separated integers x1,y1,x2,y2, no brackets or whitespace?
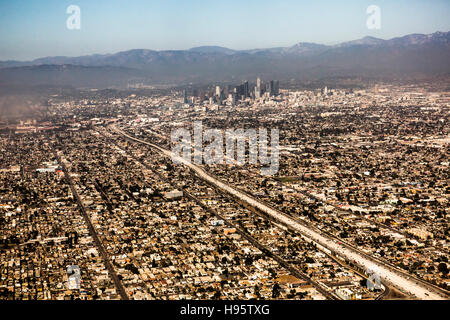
184,77,280,105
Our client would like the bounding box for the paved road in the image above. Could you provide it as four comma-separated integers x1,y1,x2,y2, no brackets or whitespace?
112,126,448,300
53,148,129,300
104,130,339,299
299,189,449,297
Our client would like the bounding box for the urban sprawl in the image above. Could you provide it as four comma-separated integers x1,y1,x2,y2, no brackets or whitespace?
0,79,449,300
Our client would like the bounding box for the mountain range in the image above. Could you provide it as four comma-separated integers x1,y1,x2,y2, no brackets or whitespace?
1,31,449,88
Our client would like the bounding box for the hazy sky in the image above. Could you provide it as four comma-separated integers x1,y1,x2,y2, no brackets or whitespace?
1,0,449,60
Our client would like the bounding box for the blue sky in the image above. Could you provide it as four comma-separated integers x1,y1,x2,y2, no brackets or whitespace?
1,0,449,60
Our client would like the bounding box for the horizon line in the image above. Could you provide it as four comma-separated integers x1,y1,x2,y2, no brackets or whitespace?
3,29,449,63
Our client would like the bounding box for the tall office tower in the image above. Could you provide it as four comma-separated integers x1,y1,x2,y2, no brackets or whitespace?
183,89,188,104
256,77,262,98
269,80,274,96
323,86,328,96
274,80,279,96
255,86,261,99
228,93,236,105
215,86,221,97
243,81,249,98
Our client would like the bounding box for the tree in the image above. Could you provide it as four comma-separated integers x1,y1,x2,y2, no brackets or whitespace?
272,283,281,298
254,285,260,297
213,291,221,300
438,263,448,275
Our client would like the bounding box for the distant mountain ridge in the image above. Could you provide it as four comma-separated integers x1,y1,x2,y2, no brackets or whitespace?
1,31,449,88
188,46,237,54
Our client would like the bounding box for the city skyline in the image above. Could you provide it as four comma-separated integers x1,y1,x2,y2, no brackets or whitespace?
0,0,449,307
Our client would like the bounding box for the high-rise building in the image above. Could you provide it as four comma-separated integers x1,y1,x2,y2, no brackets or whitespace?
267,80,280,97
256,77,262,98
183,89,188,104
268,80,274,96
243,81,249,98
228,93,236,105
235,82,249,99
255,86,261,99
274,80,279,96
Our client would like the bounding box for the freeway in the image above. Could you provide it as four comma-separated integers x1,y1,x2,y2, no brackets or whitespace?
296,189,450,297
101,131,339,299
111,125,447,300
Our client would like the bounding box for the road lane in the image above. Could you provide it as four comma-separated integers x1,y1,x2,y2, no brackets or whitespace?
112,126,447,301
